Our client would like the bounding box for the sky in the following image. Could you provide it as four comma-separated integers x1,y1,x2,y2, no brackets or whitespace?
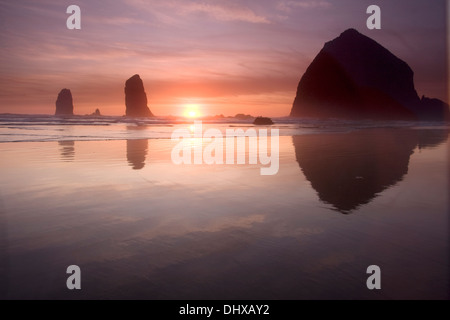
0,0,447,117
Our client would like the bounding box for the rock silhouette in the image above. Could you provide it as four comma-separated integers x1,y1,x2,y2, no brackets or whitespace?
55,89,74,115
292,128,448,213
290,29,449,121
125,74,153,117
253,116,273,125
127,139,148,170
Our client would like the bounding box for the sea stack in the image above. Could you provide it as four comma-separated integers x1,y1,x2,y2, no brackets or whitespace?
290,28,449,121
55,89,74,115
125,74,153,117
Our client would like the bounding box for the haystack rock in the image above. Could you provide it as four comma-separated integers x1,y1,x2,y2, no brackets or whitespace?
55,89,74,115
290,28,449,121
125,74,153,117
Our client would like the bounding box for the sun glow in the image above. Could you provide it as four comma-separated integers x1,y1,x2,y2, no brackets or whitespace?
184,104,201,118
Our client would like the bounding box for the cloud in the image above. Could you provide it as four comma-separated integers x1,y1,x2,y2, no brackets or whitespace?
176,1,270,23
125,0,270,24
84,16,148,27
277,0,332,12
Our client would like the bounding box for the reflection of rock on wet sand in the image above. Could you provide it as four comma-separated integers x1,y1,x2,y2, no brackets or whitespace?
417,130,449,149
127,139,148,170
293,129,448,213
58,141,75,161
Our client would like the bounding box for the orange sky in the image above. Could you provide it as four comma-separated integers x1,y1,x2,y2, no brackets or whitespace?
0,0,447,117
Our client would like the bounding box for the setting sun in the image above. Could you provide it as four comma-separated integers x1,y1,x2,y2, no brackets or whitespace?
184,104,201,118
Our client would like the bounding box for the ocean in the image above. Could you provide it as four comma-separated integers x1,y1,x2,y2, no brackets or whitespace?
0,114,448,299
